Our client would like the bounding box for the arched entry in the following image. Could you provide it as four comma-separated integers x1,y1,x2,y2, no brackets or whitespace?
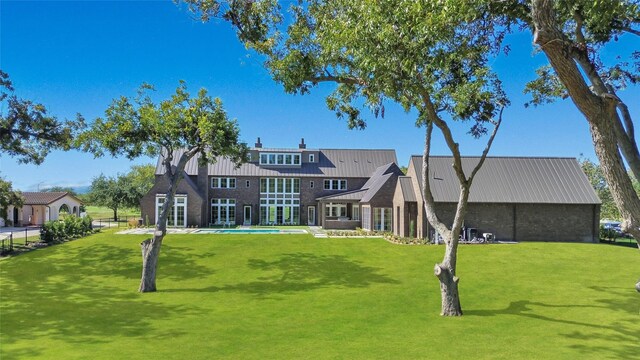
59,204,70,215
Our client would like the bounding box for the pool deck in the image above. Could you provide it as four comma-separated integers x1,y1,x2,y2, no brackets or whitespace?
116,227,311,235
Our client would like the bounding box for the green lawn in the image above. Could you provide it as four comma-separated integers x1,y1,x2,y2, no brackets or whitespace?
1,231,638,359
84,206,141,221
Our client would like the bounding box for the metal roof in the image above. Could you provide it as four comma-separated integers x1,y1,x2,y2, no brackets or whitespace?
156,148,397,178
316,189,368,201
317,163,403,203
410,156,600,204
398,177,417,202
22,192,77,205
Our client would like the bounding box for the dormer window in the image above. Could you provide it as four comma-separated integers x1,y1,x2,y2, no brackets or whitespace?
259,152,301,165
309,154,315,162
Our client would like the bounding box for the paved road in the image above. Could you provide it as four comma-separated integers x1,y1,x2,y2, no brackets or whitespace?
0,227,41,240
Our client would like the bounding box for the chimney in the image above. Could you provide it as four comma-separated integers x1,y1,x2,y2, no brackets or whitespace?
255,137,262,148
299,138,306,149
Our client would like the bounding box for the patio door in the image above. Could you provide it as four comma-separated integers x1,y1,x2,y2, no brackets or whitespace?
308,206,316,226
244,205,251,225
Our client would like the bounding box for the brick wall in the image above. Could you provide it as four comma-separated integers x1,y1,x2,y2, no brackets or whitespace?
140,175,204,227
426,202,599,242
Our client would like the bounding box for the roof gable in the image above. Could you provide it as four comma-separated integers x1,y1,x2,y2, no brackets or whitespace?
22,192,80,205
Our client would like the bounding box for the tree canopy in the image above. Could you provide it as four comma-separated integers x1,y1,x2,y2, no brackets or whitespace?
0,177,23,225
77,82,248,292
0,70,79,165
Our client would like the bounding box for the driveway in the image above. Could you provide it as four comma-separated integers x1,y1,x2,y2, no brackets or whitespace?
0,226,41,240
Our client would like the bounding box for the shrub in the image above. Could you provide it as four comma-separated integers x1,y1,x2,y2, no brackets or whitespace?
41,216,94,243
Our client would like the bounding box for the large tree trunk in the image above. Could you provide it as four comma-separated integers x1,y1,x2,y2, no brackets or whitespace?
434,240,463,316
113,208,118,222
139,231,164,292
138,146,198,293
531,0,640,255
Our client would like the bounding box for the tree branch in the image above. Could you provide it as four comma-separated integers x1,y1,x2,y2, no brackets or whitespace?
419,89,467,186
307,74,366,86
469,107,504,181
421,121,451,240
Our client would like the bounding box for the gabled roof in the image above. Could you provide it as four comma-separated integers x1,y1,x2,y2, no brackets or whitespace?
156,148,397,178
398,177,417,202
317,162,403,203
410,156,600,204
316,189,368,201
22,192,80,205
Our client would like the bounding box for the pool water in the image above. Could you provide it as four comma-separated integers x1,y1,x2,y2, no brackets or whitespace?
193,229,307,234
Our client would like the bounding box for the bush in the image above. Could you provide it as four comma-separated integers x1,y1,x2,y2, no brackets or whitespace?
41,216,94,243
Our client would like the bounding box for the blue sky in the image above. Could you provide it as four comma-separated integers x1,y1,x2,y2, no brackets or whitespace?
1,1,638,191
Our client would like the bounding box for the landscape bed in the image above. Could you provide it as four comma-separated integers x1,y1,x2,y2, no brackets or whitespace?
0,230,638,359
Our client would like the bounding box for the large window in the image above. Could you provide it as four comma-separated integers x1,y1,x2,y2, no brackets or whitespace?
362,206,371,230
155,195,187,227
211,198,236,225
212,177,236,189
260,177,300,225
259,152,301,165
352,206,360,221
325,203,347,218
373,208,392,231
324,179,347,190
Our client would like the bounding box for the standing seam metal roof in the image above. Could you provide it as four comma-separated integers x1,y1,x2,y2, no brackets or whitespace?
156,148,397,178
410,156,600,204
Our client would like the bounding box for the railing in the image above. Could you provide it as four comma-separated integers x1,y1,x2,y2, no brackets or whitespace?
94,216,142,229
0,233,13,255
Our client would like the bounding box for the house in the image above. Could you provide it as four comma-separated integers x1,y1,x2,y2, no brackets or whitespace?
3,192,83,226
141,138,399,230
142,138,601,242
393,156,601,242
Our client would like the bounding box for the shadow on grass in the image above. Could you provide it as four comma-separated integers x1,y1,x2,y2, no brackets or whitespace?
466,286,640,359
164,252,400,296
0,242,214,359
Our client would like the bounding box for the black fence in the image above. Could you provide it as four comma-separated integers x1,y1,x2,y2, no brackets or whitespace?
94,216,143,229
0,233,13,255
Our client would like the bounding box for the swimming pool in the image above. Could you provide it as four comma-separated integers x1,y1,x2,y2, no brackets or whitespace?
193,229,308,234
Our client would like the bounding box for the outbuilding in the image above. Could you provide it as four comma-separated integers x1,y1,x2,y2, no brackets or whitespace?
393,156,601,242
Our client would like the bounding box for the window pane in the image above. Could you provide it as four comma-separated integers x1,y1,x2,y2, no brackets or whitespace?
277,178,284,193
260,179,267,193
277,154,284,164
324,180,330,189
269,178,276,193
340,180,346,190
285,154,292,164
260,154,267,164
229,206,235,224
293,155,300,164
269,154,276,164
293,179,300,193
229,178,236,188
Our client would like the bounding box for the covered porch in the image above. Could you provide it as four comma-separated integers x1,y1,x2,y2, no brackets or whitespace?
317,189,366,230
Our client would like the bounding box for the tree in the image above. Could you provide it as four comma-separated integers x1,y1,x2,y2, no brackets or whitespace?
184,0,510,316
0,178,23,226
87,174,130,221
580,157,620,220
0,70,79,165
43,186,79,197
77,82,248,292
123,164,156,212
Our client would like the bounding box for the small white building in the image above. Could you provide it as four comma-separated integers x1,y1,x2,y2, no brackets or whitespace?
4,192,83,226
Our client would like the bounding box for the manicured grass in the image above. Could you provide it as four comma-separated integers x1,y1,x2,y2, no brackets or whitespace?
1,231,638,359
85,206,141,220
